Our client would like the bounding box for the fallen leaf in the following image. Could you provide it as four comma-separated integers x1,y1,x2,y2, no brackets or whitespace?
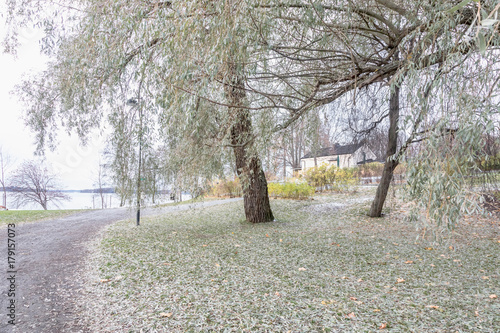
341,276,348,279
349,296,358,301
265,234,269,237
275,292,280,296
482,276,490,280
100,279,111,283
346,312,355,319
114,276,123,281
426,305,440,309
425,247,433,250
215,263,220,267
357,278,363,282
489,294,497,299
202,244,208,247
298,267,307,271
430,264,435,267
475,311,479,316
453,259,460,262
405,260,414,264
373,309,381,312
279,239,283,242
396,278,405,283
234,244,240,247
159,312,173,318
449,246,454,250
379,323,387,330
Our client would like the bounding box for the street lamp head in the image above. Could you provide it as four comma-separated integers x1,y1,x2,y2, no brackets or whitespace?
126,98,138,106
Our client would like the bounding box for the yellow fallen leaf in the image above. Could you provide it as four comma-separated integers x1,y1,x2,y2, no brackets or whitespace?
349,296,358,301
298,267,306,271
425,247,433,250
275,292,280,296
489,294,497,299
373,309,381,312
279,239,282,242
100,279,111,283
475,311,479,316
405,260,414,264
160,312,173,318
265,234,269,237
482,276,490,280
396,278,405,283
379,323,387,330
426,305,439,309
449,246,454,250
346,312,355,319
202,244,208,247
215,263,220,267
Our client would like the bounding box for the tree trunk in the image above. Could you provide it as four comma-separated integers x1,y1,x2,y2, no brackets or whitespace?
226,65,274,223
369,84,400,217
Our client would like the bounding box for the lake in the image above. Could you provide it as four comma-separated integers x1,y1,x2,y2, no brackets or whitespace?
4,192,192,210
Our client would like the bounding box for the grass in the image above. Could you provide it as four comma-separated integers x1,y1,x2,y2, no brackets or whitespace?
0,209,83,225
82,189,499,332
154,196,221,208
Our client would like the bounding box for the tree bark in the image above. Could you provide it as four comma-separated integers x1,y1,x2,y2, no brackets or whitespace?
225,65,274,223
369,84,400,217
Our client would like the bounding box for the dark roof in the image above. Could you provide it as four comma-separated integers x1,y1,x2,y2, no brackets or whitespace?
302,143,364,159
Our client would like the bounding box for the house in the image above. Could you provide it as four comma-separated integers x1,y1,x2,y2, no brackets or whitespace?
300,143,377,171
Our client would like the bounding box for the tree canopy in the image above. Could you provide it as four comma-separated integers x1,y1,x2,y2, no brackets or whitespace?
5,0,500,226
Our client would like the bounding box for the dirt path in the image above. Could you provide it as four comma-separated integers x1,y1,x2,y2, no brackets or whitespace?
0,199,240,332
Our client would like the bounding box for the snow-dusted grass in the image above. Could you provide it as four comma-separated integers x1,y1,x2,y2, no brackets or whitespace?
81,189,499,332
0,209,82,225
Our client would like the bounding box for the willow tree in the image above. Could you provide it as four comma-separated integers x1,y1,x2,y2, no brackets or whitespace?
7,0,279,222
242,0,500,222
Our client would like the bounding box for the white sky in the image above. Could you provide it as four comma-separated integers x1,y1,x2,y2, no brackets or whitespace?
0,24,105,190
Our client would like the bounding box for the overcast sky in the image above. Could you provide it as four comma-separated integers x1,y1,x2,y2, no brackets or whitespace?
0,23,105,190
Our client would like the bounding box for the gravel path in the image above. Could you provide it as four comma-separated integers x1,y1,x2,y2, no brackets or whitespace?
0,198,241,332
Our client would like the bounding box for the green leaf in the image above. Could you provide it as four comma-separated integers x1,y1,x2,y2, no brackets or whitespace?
448,0,472,13
481,19,499,27
478,32,487,54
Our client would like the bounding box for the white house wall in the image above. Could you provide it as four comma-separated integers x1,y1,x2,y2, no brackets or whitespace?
301,146,377,172
352,148,377,165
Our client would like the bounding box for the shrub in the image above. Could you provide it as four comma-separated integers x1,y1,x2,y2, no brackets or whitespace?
304,163,358,192
268,182,315,199
209,178,242,198
358,162,384,178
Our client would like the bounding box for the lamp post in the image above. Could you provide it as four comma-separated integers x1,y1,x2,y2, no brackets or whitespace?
127,98,142,226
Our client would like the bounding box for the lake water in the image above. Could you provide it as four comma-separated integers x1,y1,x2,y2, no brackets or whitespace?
4,192,192,210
